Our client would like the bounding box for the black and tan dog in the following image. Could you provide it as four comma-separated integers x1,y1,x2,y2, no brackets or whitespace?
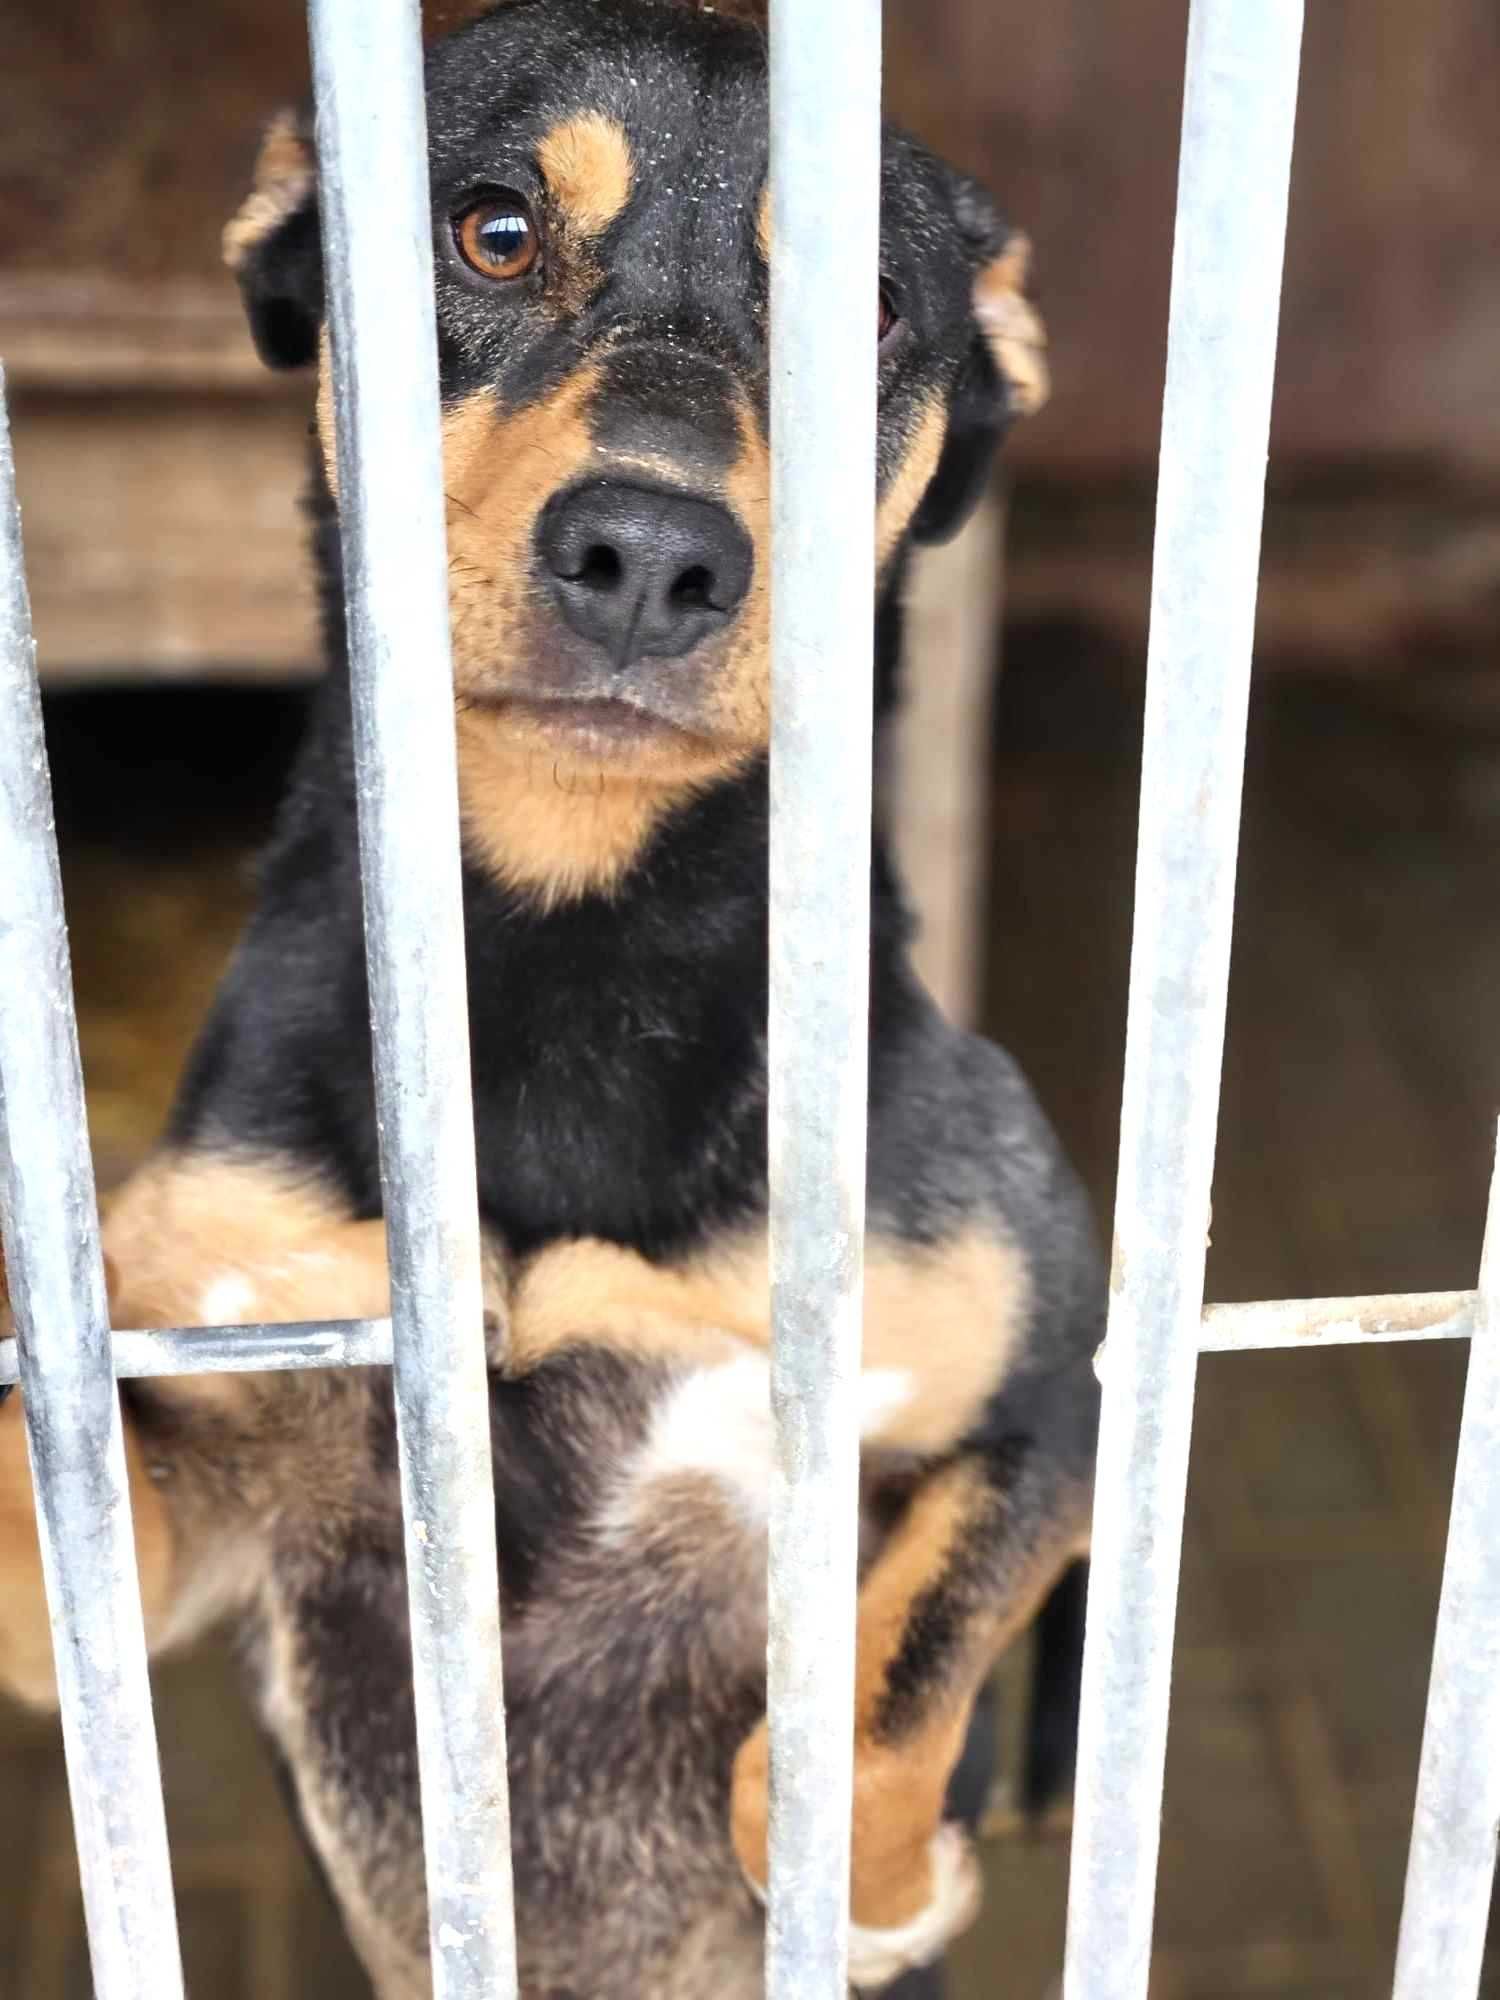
0,1,1101,1993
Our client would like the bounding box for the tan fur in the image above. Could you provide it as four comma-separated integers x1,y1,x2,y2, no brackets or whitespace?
104,1147,507,1361
441,369,597,693
728,1461,980,1917
315,325,339,496
755,188,771,263
716,399,773,744
732,1462,1087,1928
451,722,710,909
876,394,948,570
508,1222,1030,1455
974,232,1050,419
539,112,635,236
842,1470,1088,1924
0,1387,175,1708
104,1151,391,1350
222,111,316,273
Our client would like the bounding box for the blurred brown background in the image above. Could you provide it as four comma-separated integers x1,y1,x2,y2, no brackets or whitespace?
1,2,1498,1996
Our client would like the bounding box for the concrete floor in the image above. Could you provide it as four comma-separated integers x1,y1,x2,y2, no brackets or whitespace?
2,638,1497,1998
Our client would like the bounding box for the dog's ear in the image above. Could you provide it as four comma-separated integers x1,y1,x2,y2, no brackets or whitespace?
223,111,323,370
911,178,1048,546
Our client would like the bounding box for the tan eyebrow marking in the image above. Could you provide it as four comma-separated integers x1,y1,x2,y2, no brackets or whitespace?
538,112,635,236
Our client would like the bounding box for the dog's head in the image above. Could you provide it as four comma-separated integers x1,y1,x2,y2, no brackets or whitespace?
227,0,1046,901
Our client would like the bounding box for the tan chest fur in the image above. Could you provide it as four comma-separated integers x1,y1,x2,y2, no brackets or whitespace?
503,1223,1030,1458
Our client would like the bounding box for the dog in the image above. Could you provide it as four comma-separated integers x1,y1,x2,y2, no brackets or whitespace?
0,2,1101,1994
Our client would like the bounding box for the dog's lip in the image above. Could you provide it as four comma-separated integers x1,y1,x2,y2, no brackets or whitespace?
467,690,713,754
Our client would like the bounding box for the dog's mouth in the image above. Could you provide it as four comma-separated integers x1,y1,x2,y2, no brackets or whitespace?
463,687,722,765
450,576,765,779
468,688,708,752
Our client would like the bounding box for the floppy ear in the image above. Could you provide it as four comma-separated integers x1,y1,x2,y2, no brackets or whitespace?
911,180,1049,546
222,110,323,370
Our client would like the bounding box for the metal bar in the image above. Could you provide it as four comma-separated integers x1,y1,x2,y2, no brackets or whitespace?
1063,8,1303,1998
0,1318,393,1386
764,0,882,1992
1392,1131,1500,2000
0,372,186,2000
0,1284,1476,1392
1200,1292,1474,1353
306,4,517,1994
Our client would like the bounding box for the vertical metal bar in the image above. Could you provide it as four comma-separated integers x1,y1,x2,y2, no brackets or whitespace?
0,374,186,2000
764,0,882,1993
1392,1130,1500,2000
306,7,517,1995
1063,7,1303,1998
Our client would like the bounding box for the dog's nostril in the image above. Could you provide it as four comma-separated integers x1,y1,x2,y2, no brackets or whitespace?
578,544,624,592
670,564,716,612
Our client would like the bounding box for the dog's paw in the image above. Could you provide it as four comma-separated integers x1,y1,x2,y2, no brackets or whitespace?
731,1723,982,1987
847,1825,982,1990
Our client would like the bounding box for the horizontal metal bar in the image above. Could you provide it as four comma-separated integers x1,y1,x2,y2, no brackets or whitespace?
1392,1131,1500,2000
0,1286,1476,1393
0,1318,393,1387
764,0,882,1992
0,371,185,2000
307,0,517,1992
1064,6,1305,1999
1199,1291,1475,1353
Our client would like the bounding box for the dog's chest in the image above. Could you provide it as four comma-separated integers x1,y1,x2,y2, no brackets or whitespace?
465,932,768,1257
601,1349,920,1534
502,1221,1030,1463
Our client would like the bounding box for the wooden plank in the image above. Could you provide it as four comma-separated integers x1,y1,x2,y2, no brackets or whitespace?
889,491,1004,1026
0,277,280,394
11,390,318,682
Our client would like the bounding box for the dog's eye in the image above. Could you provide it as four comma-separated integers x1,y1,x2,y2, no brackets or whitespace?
878,284,899,345
454,194,541,280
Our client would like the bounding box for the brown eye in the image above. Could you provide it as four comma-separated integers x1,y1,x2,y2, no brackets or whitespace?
454,194,540,280
878,283,898,344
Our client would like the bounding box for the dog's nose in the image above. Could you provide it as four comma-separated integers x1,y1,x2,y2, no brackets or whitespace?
536,481,753,663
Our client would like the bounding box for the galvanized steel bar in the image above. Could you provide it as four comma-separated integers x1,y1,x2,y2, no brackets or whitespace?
764,0,882,1992
1392,1131,1500,2000
0,1317,393,1387
306,4,517,1994
1063,8,1303,1998
1200,1291,1474,1353
0,374,186,2000
2,1287,1477,1393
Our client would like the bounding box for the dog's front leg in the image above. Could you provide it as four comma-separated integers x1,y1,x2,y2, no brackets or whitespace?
0,1234,176,1708
730,1437,1090,1990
